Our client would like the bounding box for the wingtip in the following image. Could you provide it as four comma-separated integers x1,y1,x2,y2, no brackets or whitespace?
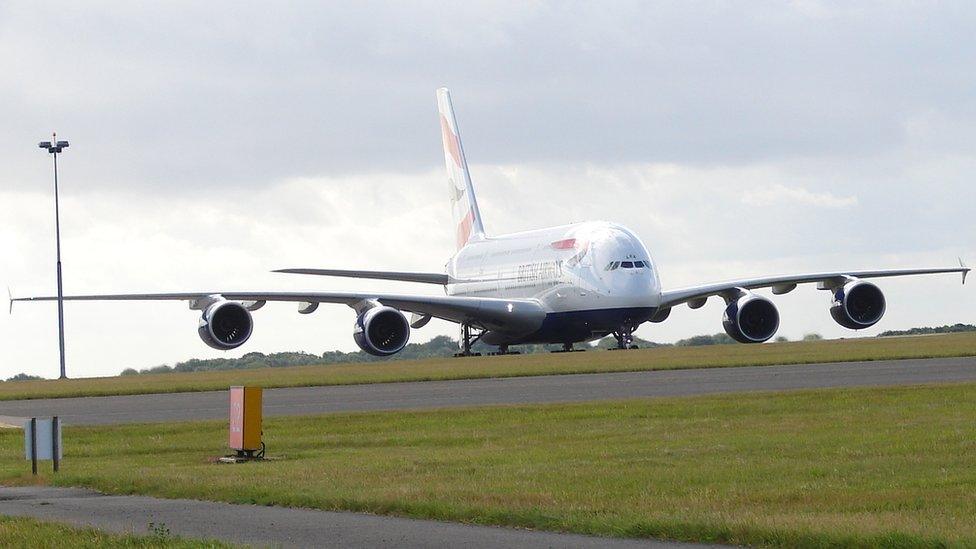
960,258,969,285
6,286,12,315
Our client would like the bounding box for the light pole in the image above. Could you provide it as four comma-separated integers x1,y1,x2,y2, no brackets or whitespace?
38,134,69,380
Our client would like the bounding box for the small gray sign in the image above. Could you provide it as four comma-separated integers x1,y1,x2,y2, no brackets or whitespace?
24,418,62,460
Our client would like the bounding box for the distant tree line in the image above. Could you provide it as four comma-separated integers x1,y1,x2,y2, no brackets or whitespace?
672,333,736,346
877,323,976,337
109,323,969,376
120,336,567,375
117,332,730,375
3,373,45,382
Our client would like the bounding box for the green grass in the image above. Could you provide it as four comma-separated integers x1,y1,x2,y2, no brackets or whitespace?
2,332,975,401
0,515,231,548
2,383,975,547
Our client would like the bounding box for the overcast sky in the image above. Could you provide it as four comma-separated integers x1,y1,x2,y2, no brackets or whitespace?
1,1,973,379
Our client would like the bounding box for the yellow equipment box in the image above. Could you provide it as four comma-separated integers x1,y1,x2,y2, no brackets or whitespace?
228,386,262,452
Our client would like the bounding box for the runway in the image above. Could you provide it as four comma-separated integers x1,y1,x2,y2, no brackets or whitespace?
1,356,974,425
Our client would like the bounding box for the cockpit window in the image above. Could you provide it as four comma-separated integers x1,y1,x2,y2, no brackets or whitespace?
608,259,652,270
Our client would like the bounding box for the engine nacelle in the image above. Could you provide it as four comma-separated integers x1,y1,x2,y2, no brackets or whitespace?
830,280,886,329
649,307,671,323
353,306,410,356
723,294,780,343
198,300,253,350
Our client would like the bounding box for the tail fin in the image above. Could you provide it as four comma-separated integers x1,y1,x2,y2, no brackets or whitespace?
437,88,485,250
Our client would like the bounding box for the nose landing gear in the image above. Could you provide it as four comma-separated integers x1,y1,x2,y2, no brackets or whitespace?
610,324,639,350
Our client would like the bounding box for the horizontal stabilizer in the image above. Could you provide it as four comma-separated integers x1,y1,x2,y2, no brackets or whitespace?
273,268,449,285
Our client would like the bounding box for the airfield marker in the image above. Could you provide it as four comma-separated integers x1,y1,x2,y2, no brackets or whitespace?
222,386,265,462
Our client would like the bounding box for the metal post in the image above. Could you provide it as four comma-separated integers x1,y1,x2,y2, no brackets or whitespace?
30,418,37,476
39,134,69,380
52,416,60,473
53,149,66,380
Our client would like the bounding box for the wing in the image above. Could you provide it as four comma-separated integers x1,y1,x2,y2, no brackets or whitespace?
659,264,969,309
10,291,546,334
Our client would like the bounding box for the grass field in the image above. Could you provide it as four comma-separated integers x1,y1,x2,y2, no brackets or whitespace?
1,383,974,547
0,515,230,548
1,332,974,402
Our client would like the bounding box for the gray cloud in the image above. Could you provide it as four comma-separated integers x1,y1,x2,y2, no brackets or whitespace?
3,2,976,191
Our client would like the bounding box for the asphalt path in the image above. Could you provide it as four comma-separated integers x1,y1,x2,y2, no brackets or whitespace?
1,356,974,425
0,486,715,548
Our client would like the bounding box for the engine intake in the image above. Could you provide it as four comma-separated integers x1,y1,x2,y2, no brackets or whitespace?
831,280,886,329
354,306,410,356
198,300,253,350
723,294,780,343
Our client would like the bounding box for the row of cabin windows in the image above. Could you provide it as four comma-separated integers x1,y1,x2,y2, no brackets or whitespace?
604,260,649,271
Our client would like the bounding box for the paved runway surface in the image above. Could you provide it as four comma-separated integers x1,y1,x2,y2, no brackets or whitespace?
0,486,716,548
1,356,974,425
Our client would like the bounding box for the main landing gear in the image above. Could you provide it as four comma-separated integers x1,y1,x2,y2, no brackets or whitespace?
455,324,522,356
455,323,483,357
487,344,521,356
610,324,639,350
551,342,586,353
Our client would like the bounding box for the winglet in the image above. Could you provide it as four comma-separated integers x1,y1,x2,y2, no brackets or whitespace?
961,258,969,285
7,287,13,315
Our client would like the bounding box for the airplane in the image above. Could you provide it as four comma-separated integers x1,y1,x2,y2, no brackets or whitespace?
11,88,970,357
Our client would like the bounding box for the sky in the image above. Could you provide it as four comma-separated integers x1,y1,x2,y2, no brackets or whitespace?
1,1,973,379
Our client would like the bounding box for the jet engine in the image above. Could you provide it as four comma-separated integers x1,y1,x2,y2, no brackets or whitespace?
354,306,410,356
198,300,253,350
830,280,886,329
723,294,780,343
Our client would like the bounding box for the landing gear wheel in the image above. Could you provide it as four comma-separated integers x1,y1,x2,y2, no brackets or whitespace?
487,344,521,356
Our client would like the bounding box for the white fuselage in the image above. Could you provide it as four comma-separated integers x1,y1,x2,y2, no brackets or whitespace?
446,221,663,313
